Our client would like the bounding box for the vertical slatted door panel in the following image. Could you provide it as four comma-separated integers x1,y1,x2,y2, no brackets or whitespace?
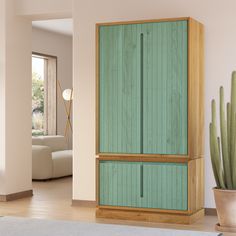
99,25,141,154
99,25,122,153
142,21,188,155
99,161,141,207
142,162,188,210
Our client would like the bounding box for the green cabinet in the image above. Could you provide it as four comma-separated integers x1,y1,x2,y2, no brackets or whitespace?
97,17,204,223
99,161,188,210
99,21,188,155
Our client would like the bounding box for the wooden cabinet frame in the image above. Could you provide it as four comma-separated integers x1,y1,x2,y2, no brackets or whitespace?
96,17,204,224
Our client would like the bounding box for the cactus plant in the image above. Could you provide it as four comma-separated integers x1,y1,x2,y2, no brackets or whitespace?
210,71,236,189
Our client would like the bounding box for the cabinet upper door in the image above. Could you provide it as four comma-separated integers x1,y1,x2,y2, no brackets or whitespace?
99,21,188,155
99,24,142,153
142,21,188,155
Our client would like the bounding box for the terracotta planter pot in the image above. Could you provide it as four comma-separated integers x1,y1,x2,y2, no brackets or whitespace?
214,188,236,230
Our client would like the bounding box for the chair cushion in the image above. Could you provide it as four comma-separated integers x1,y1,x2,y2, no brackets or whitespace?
52,150,72,178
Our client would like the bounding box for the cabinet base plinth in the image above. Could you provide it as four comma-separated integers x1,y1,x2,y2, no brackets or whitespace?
96,208,204,224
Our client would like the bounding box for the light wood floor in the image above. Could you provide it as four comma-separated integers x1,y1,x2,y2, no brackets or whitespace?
0,177,234,235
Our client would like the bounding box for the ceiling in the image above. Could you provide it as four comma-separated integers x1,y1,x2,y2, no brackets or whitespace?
32,19,73,36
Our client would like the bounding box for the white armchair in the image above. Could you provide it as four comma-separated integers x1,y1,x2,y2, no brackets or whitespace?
32,135,72,180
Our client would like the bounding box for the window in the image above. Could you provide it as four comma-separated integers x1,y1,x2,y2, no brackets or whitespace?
32,53,57,136
32,56,45,136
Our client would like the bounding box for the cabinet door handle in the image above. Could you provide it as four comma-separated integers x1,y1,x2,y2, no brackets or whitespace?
140,164,144,198
140,33,144,154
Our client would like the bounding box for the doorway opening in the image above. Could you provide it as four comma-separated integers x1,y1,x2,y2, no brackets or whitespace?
31,18,73,203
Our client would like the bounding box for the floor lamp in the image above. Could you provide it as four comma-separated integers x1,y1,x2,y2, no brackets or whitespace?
57,80,73,140
62,88,73,138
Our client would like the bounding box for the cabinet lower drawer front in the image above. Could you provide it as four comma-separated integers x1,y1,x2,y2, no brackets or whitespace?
99,161,188,211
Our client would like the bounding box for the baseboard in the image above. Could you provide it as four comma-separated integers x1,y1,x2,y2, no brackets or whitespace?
0,190,33,202
205,208,217,216
72,200,96,207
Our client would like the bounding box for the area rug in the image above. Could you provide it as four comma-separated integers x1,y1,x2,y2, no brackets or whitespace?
0,217,222,236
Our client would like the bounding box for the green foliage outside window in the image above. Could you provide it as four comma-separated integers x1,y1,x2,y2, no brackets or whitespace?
32,72,44,136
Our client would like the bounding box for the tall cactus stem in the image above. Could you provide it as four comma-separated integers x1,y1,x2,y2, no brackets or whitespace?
209,123,220,188
227,103,231,158
230,73,236,169
232,113,236,188
220,87,232,189
211,100,226,189
231,72,236,188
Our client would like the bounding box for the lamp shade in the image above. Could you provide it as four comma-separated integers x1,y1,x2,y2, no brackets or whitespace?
62,89,73,101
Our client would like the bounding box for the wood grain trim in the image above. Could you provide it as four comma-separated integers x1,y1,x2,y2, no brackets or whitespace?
98,153,189,158
188,160,191,212
98,153,204,159
96,158,100,205
98,205,189,215
98,156,189,163
0,190,33,202
96,24,100,155
187,18,205,159
96,17,190,27
188,158,204,213
96,208,205,224
72,200,96,207
198,21,205,157
188,159,193,211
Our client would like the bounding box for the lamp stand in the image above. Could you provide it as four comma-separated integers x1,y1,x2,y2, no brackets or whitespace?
57,80,73,141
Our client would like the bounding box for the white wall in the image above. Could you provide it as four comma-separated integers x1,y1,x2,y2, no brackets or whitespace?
32,27,73,147
73,0,236,208
0,0,71,196
0,0,32,195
